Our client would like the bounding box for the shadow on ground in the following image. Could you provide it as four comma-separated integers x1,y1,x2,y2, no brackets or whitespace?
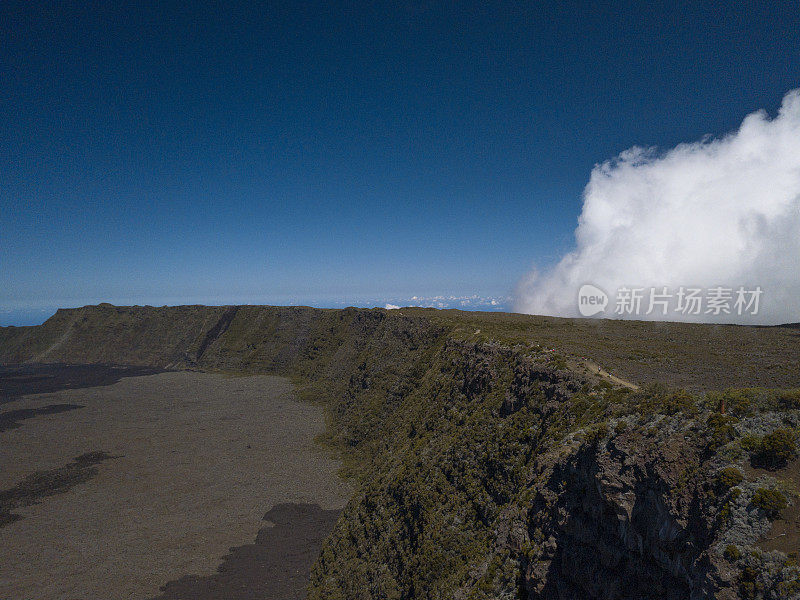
0,364,163,404
0,451,116,526
0,403,83,433
152,503,341,600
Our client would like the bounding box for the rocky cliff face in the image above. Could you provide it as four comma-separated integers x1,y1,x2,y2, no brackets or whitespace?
522,426,717,599
308,340,799,600
2,306,799,599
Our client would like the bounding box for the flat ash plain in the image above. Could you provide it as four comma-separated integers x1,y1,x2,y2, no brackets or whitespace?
0,368,351,600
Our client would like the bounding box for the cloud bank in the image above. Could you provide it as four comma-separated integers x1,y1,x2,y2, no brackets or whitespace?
378,295,510,311
515,89,800,325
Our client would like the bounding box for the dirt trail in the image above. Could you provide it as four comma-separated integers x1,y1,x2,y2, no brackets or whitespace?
583,360,640,390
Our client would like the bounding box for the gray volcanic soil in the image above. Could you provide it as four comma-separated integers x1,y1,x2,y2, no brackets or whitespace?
0,370,351,600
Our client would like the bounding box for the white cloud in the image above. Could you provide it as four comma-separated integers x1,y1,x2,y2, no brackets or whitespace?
378,295,510,311
385,303,401,310
515,89,800,325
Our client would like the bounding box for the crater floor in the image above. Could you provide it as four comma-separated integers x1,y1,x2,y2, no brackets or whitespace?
0,370,350,600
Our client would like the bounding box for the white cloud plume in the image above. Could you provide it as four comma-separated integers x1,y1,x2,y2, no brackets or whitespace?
515,89,800,325
385,304,401,310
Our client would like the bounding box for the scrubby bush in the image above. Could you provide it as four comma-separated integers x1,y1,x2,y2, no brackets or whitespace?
778,389,800,410
550,353,568,370
779,578,800,597
740,434,762,452
751,488,788,518
738,565,763,599
706,387,800,416
583,421,609,445
664,389,697,415
717,487,742,524
718,501,732,524
713,389,755,417
634,385,698,417
750,428,798,469
706,413,737,450
717,467,744,488
724,544,742,561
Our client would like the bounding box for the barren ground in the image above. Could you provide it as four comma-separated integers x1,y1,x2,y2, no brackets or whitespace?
0,370,350,600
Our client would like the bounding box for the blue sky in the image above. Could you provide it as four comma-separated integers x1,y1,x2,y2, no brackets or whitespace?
2,2,799,325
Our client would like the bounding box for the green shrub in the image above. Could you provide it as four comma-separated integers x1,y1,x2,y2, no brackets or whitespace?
716,389,755,417
717,467,744,488
632,385,698,417
752,428,798,469
738,565,762,600
724,544,742,561
740,434,761,452
583,422,608,445
550,354,568,370
751,488,787,518
719,501,732,523
778,389,800,409
779,578,800,597
707,413,737,450
706,388,800,416
665,389,697,415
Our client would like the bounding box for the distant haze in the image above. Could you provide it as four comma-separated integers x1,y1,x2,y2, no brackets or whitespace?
1,295,511,327
515,89,800,325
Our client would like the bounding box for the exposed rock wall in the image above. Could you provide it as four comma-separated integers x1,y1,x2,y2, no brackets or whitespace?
308,340,799,599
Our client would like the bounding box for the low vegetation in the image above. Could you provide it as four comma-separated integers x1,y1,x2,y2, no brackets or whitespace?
751,488,788,518
717,467,744,488
741,428,799,470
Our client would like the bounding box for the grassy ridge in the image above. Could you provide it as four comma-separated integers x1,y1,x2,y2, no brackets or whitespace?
3,304,799,390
